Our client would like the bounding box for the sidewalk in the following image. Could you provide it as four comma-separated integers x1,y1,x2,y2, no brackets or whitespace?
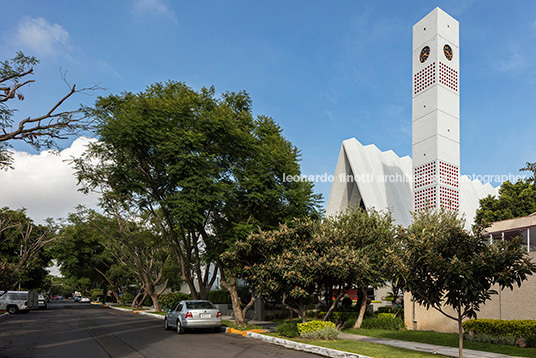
227,317,522,358
337,333,523,358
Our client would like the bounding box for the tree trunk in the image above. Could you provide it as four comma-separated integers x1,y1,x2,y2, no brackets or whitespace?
148,290,161,311
353,287,368,329
219,269,254,325
458,307,464,358
131,290,143,309
136,292,148,309
323,288,346,321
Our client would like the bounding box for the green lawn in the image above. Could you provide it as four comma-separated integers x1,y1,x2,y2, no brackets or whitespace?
115,305,149,310
266,333,448,358
344,328,536,357
148,311,167,316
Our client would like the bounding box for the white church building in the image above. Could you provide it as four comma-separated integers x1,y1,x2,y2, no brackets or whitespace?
323,8,536,332
326,8,497,229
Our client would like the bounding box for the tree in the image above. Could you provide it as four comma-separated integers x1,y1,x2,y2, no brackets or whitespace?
0,51,98,169
96,200,173,311
0,207,54,292
321,208,397,328
224,207,395,324
475,162,536,225
53,207,133,301
73,81,320,322
390,209,536,358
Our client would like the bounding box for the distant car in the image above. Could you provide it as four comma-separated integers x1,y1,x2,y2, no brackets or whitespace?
38,294,47,310
164,300,221,334
80,297,91,303
74,296,81,302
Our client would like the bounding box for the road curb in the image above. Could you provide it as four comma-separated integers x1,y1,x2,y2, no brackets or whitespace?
0,312,9,321
245,332,374,358
108,305,164,319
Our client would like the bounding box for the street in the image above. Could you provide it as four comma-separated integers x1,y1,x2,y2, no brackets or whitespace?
0,301,319,358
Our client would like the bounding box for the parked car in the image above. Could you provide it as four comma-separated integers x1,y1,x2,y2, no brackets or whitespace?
73,296,81,302
80,297,91,303
38,294,47,310
164,300,221,334
0,291,38,314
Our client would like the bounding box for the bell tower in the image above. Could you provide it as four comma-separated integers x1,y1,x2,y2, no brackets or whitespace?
412,8,460,212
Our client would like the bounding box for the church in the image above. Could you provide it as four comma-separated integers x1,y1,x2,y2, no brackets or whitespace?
326,8,536,332
326,8,497,228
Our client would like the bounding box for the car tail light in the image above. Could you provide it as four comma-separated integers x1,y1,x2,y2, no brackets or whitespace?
185,312,193,318
24,301,28,306
217,311,222,318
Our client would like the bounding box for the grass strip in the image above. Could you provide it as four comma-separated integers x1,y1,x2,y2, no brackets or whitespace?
343,328,536,357
264,333,448,358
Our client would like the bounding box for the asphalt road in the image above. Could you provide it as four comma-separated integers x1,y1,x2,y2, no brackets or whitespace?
0,301,319,358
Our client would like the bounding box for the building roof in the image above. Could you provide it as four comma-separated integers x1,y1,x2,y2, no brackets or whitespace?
326,138,498,228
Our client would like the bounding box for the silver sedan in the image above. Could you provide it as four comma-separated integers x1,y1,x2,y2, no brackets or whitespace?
164,300,222,334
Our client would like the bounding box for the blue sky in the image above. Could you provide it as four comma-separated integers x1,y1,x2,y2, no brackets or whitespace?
2,0,536,221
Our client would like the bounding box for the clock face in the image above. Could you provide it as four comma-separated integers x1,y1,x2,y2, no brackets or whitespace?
419,46,430,63
443,44,453,60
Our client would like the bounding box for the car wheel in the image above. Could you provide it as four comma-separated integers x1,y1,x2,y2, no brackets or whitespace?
6,306,18,314
176,319,184,334
164,318,170,330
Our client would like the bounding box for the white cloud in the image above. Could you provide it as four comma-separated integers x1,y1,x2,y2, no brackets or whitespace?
15,17,70,57
132,0,178,24
0,137,100,224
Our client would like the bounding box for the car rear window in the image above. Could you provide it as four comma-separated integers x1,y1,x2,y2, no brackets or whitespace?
186,301,215,309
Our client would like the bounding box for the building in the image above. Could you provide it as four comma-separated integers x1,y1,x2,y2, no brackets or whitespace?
326,8,509,330
406,212,536,332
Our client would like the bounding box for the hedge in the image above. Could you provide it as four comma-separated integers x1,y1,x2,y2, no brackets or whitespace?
318,311,360,324
297,320,336,335
463,319,536,339
361,316,406,330
207,289,231,304
158,292,191,310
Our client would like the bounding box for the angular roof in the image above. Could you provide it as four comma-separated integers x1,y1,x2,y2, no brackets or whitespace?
326,138,498,228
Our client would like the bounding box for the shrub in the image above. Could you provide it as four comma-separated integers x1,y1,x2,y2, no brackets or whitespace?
207,289,231,304
318,311,359,325
298,320,336,336
524,335,536,348
361,316,405,330
119,292,134,305
463,333,516,346
276,320,299,338
378,313,395,318
341,297,353,309
158,292,191,310
378,306,393,314
463,319,536,339
300,326,340,340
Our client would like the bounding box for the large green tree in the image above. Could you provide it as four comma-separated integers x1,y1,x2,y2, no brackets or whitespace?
0,207,54,292
53,208,131,301
0,52,97,169
390,209,536,358
224,207,395,324
74,81,320,322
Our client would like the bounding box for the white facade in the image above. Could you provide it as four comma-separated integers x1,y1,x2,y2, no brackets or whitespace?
326,8,497,228
325,138,497,229
413,8,460,212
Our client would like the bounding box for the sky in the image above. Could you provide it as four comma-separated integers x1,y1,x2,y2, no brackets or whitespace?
1,0,535,224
